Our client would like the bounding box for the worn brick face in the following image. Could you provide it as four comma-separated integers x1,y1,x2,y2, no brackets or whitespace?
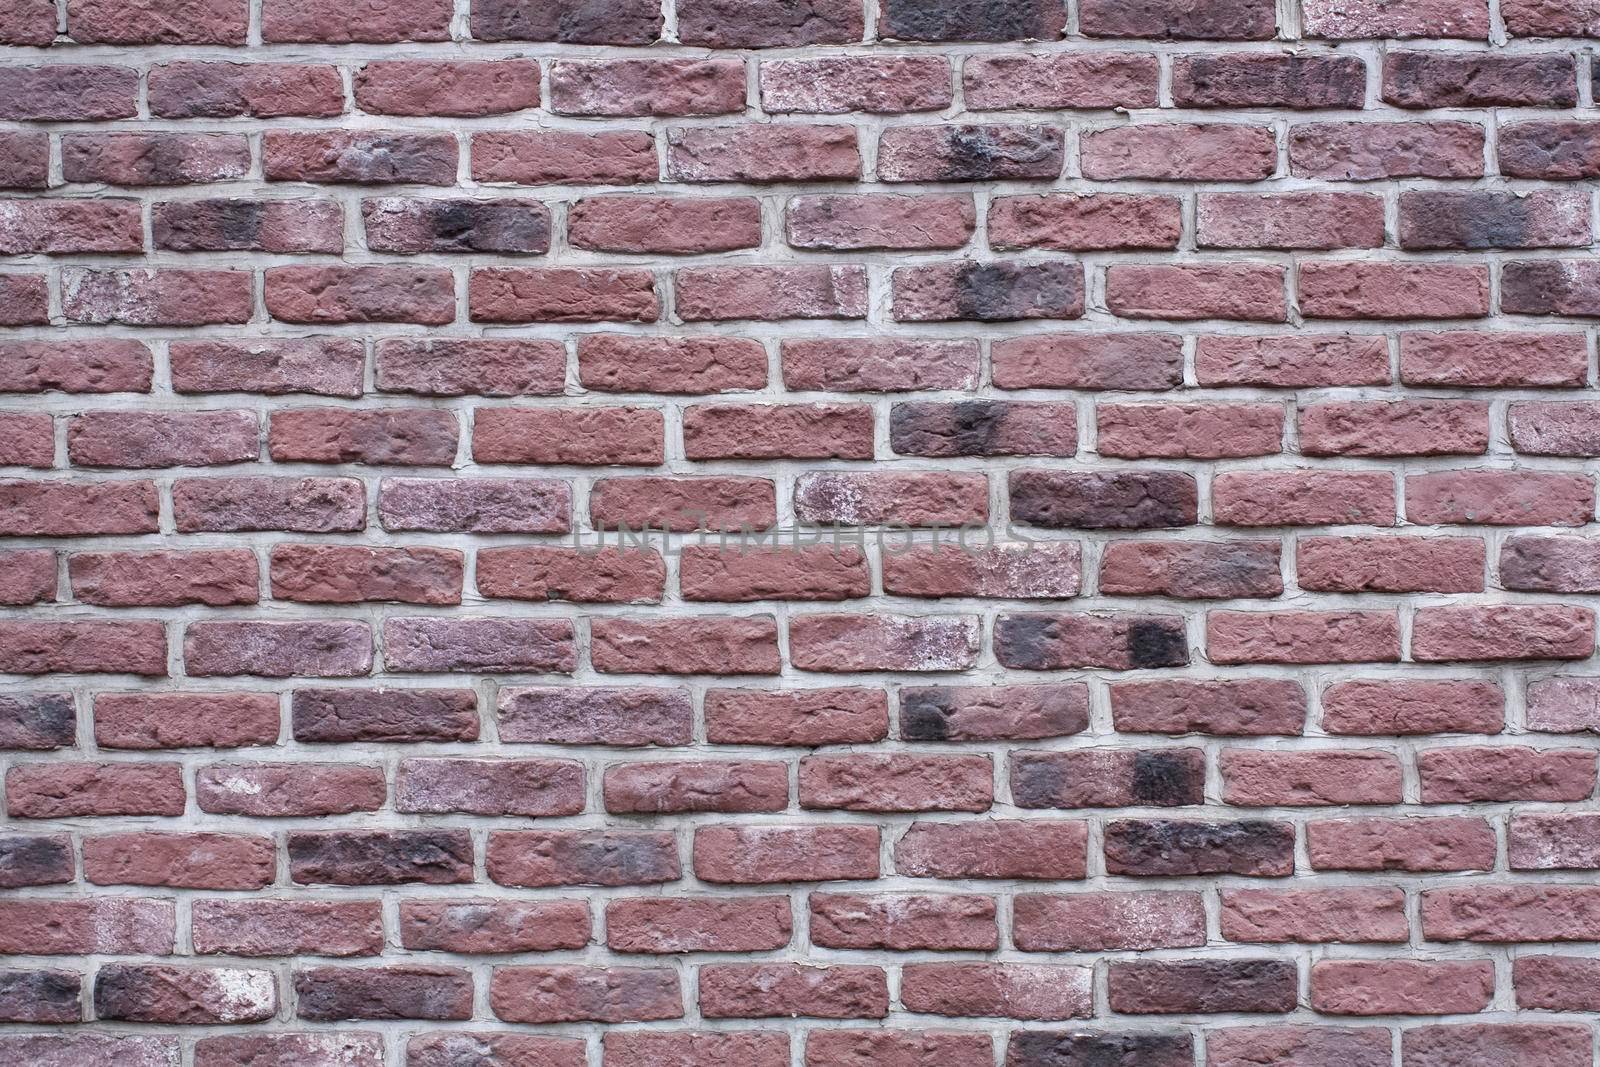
2,5,1595,1057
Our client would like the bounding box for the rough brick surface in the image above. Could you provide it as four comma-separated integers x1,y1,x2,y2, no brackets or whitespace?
1,3,1597,1057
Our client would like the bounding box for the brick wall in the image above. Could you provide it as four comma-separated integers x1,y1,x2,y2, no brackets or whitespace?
3,0,1600,1063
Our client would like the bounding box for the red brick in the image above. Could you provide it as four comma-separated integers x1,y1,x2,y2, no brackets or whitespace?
1110,679,1307,736
1199,192,1385,249
680,545,869,601
95,692,277,749
0,198,143,254
62,133,249,186
0,340,154,395
363,198,550,255
810,892,996,950
800,753,992,812
1300,262,1490,319
383,616,575,673
0,65,137,122
604,1032,786,1067
288,830,473,885
1407,470,1595,526
591,476,774,532
900,682,1089,741
1511,402,1600,457
1109,959,1297,1013
1499,121,1600,181
1207,1028,1391,1067
196,762,386,816
678,0,861,47
1207,610,1401,665
679,266,867,322
879,0,1064,41
0,620,167,675
1303,0,1488,38
0,418,52,470
498,686,692,746
993,332,1184,389
1082,123,1276,180
1221,888,1408,943
606,897,790,952
694,824,880,883
194,899,384,957
64,268,251,326
292,687,478,743
1298,535,1485,593
1311,959,1493,1015
1418,745,1595,801
1081,0,1275,38
170,338,361,397
1015,891,1207,951
1176,53,1367,108
83,832,272,889
95,964,276,1024
592,615,779,675
491,966,681,1023
698,964,886,1019
894,261,1084,321
0,691,72,748
1505,258,1600,314
1196,334,1391,387
267,266,455,325
669,125,860,182
356,59,538,116
156,198,343,253
553,58,743,117
400,899,589,953
1509,813,1600,870
471,267,658,323
581,334,767,393
488,830,679,887
295,965,471,1021
604,760,787,813
473,130,657,185
895,819,1087,880
199,1035,383,1067
883,542,1082,599
1012,747,1204,808
67,412,257,469
1322,679,1503,735
474,407,663,465
0,898,173,954
991,193,1181,250
704,687,888,746
789,193,973,250
1009,470,1197,529
1402,190,1590,249
396,758,584,817
263,0,452,42
471,0,661,42
173,477,365,532
571,195,760,254
764,56,952,113
684,403,873,459
791,613,980,672
1424,886,1600,942
185,619,372,677
996,612,1188,670
1098,402,1282,457
477,546,664,604
1309,816,1495,872
795,471,989,526
1108,264,1287,322
1221,749,1403,806
1213,470,1396,527
879,124,1064,181
1403,1025,1590,1067
1292,121,1485,180
265,130,457,184
149,62,343,118
964,52,1159,109
1099,540,1282,599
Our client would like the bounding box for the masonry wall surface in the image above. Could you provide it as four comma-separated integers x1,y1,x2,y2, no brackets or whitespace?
2,0,1600,1064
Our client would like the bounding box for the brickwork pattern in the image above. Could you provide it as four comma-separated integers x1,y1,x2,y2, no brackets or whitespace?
4,0,1600,1063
